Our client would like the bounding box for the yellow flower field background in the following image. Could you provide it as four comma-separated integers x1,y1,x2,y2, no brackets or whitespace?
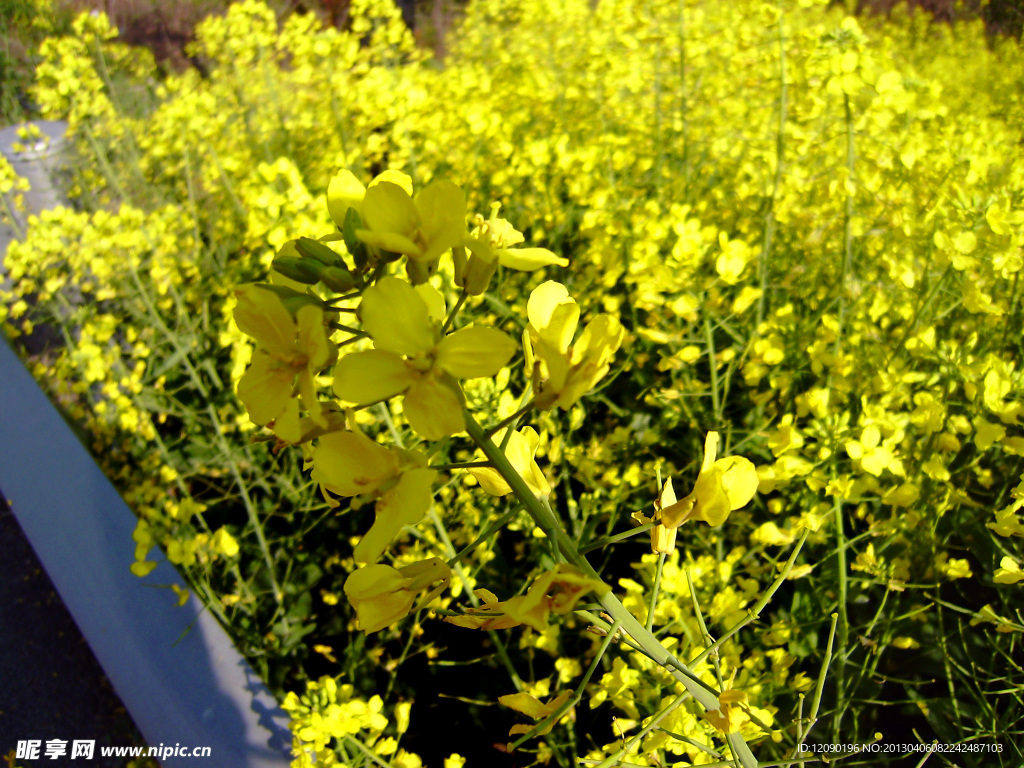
2,0,1024,765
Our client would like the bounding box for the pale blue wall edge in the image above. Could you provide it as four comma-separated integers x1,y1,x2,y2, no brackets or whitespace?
0,335,293,767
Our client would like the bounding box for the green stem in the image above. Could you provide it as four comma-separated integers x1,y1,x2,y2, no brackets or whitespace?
0,192,25,240
691,528,809,666
463,409,725,715
484,398,537,439
122,254,286,617
834,92,856,361
704,315,721,422
509,618,623,751
431,460,495,471
579,521,655,554
442,289,469,334
803,612,840,756
646,552,666,632
757,0,788,327
831,496,849,744
342,736,391,768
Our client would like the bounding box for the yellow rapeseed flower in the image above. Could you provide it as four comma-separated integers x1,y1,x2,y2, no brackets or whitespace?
458,203,568,294
468,427,551,498
444,564,605,632
344,557,451,633
234,284,335,431
357,179,467,283
498,689,574,737
523,281,624,410
635,433,759,553
333,276,516,439
311,429,435,564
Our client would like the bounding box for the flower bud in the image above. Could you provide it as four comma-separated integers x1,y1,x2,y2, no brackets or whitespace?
463,253,499,295
452,244,468,287
251,283,327,315
272,255,321,284
295,236,346,269
319,265,357,292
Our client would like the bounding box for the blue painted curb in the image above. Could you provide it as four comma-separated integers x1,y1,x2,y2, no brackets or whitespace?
0,296,293,767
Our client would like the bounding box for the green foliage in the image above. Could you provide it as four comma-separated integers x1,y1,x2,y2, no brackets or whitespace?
0,0,69,123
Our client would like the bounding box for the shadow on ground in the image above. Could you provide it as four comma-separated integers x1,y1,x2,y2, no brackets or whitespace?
0,491,149,768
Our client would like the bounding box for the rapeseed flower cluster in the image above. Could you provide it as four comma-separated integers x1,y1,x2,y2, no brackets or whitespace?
4,0,1024,763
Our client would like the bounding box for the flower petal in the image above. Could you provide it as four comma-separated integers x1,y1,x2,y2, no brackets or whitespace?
701,432,720,473
358,229,422,258
468,427,549,497
311,430,398,497
296,368,325,427
333,349,416,404
327,169,366,228
361,277,435,357
237,352,293,425
506,427,551,497
499,693,552,719
272,397,302,443
571,314,624,369
345,564,409,599
296,303,333,369
528,281,579,354
467,466,511,496
436,326,516,378
659,496,696,529
363,181,419,239
368,169,414,196
717,456,759,509
415,282,447,325
690,469,731,526
354,467,436,564
344,565,416,633
659,477,678,507
403,377,465,439
234,285,297,358
496,247,569,270
415,180,467,263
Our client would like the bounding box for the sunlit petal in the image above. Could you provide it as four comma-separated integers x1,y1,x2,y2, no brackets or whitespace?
333,349,416,404
436,326,517,378
361,276,435,357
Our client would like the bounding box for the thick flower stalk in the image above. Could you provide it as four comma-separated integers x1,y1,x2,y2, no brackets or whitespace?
462,412,760,768
332,276,516,439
